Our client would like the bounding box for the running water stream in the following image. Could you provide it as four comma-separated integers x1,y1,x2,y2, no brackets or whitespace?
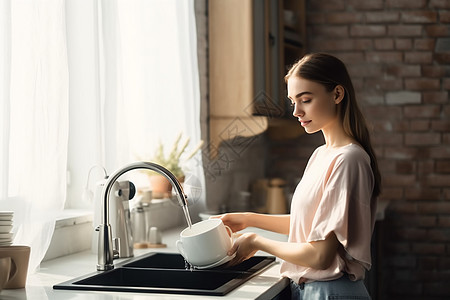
181,205,194,270
182,205,193,229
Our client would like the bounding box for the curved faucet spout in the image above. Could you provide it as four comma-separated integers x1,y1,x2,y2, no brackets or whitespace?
97,161,189,271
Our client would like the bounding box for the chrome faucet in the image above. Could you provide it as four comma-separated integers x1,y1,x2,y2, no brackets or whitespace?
97,161,188,271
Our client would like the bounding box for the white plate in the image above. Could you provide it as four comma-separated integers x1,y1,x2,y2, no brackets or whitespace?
0,211,13,216
194,253,236,270
0,241,12,246
0,216,13,221
0,233,13,239
0,221,12,226
0,225,12,233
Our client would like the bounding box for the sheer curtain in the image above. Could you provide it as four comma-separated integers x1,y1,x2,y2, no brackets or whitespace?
0,0,204,273
100,0,205,208
0,0,69,273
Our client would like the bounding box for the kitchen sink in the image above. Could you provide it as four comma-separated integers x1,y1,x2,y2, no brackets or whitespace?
53,252,276,296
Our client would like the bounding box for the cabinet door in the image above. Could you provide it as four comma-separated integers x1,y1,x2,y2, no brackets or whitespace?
209,0,268,158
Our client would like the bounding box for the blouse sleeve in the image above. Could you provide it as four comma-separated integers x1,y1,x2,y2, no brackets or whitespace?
306,148,375,269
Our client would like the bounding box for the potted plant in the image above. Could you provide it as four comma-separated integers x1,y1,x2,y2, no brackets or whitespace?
140,133,203,198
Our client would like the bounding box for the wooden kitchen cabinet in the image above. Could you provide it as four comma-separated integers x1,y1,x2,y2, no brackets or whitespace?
208,0,306,156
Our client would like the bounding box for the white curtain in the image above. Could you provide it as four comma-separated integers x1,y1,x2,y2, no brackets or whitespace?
0,0,69,273
100,0,205,208
0,0,204,273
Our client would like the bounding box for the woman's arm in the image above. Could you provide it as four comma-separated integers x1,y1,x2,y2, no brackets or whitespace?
229,231,340,270
213,212,290,235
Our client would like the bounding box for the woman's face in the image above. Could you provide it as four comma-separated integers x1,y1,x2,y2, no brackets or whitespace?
287,76,341,134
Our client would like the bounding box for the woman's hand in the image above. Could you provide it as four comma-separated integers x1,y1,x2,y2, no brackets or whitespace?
226,232,259,266
210,212,250,233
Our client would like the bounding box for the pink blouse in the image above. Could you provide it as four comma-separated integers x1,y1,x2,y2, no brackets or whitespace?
280,143,376,283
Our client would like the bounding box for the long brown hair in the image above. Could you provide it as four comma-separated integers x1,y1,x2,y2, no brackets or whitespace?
285,53,381,198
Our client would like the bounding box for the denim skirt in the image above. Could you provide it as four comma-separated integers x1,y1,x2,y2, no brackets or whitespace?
289,274,371,300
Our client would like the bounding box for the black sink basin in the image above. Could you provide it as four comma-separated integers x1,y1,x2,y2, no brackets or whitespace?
53,253,276,296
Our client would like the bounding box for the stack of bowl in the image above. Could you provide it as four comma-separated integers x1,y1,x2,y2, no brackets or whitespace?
0,212,13,246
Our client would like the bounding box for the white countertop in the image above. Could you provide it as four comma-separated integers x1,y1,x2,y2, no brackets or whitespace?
1,227,289,300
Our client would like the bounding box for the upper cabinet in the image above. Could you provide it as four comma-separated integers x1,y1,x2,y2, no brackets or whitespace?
208,0,306,156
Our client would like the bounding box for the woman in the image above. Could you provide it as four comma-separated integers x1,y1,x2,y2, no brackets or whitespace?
213,53,381,299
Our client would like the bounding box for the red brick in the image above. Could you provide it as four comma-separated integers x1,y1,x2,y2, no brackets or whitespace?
353,39,373,50
386,65,421,77
387,202,419,215
385,241,411,254
365,51,403,63
405,133,441,145
414,38,436,50
432,120,450,132
359,92,383,105
404,51,433,63
438,215,450,226
439,11,450,23
396,161,416,173
388,25,423,36
412,243,445,255
422,66,447,78
401,11,438,23
430,0,450,9
395,38,413,49
310,39,374,52
434,53,450,64
425,25,450,37
384,147,419,159
393,227,428,240
444,133,450,144
423,282,450,297
418,257,439,270
310,25,348,37
405,187,441,200
418,160,435,174
374,38,394,49
310,39,354,51
372,132,404,145
308,0,345,11
427,174,450,186
422,92,448,104
445,188,450,199
326,12,363,24
444,79,450,90
365,78,403,90
371,120,394,132
418,202,450,214
347,0,384,10
430,146,450,159
444,104,450,117
436,160,450,173
351,78,364,90
392,214,437,227
350,25,386,37
410,120,430,131
335,52,365,64
347,64,383,77
392,120,412,131
365,11,400,23
383,174,417,186
386,0,427,8
405,78,440,90
380,187,404,200
424,229,450,244
386,254,416,268
306,13,326,25
404,105,441,118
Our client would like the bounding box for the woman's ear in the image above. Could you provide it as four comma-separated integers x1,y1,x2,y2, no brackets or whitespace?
334,85,345,104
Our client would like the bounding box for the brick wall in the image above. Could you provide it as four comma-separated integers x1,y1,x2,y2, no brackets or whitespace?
269,0,450,299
